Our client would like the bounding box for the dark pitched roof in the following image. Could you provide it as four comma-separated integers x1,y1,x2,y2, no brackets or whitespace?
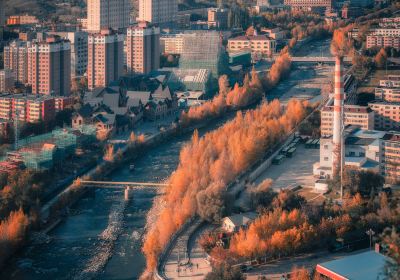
345,136,376,146
76,104,94,118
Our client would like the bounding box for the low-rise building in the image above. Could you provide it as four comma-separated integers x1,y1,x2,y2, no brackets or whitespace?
379,75,400,87
0,93,56,123
314,126,400,183
366,35,400,50
227,35,276,57
369,101,400,131
222,212,257,233
321,99,374,137
260,27,286,40
315,251,392,280
160,34,184,54
7,15,39,26
375,87,400,102
0,69,15,92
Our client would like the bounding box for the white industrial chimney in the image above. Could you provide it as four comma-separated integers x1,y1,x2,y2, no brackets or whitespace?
332,56,344,177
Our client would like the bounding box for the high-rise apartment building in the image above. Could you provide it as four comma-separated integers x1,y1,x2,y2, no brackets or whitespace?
0,69,15,92
87,0,131,32
126,22,160,74
138,0,177,26
28,36,71,96
48,31,88,77
4,40,30,84
87,29,124,90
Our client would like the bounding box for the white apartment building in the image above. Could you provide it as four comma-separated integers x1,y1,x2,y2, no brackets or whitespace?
87,0,131,32
375,87,400,103
138,0,177,26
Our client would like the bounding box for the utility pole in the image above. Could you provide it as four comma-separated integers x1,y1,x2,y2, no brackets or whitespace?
366,228,375,249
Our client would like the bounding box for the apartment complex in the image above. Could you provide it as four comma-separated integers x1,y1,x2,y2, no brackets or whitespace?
87,29,124,90
207,8,229,30
0,69,15,92
7,15,39,25
0,94,55,123
4,40,30,84
368,75,400,131
126,22,160,74
284,0,332,12
227,35,277,57
87,0,130,32
138,0,177,26
28,36,71,96
321,99,374,136
381,133,400,182
375,87,400,103
160,34,184,54
367,35,400,50
369,101,400,131
48,31,88,77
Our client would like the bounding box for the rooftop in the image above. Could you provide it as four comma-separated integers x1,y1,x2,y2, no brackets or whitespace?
316,251,391,280
229,35,274,41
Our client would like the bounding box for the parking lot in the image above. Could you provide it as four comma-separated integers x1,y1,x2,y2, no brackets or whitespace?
254,143,320,190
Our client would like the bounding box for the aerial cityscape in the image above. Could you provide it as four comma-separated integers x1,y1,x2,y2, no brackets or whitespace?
0,0,399,279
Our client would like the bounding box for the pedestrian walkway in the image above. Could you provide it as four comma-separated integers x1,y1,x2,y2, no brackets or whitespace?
163,220,212,279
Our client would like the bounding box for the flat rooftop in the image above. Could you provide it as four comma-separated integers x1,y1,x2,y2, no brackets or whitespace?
316,251,390,280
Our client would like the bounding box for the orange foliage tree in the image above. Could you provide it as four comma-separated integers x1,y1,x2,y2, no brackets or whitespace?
0,208,29,265
142,99,310,275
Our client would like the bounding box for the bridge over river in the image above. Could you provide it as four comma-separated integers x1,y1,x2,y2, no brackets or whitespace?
290,56,352,63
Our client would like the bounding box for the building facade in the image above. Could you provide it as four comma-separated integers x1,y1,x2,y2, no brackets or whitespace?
381,133,400,183
0,93,56,123
160,34,184,54
366,35,400,50
138,0,177,26
227,35,276,57
126,22,160,74
4,40,30,84
28,37,71,96
375,87,400,103
0,69,15,92
207,8,229,30
87,0,130,32
369,101,400,131
7,15,39,25
48,31,88,78
284,0,332,13
320,100,374,137
87,29,124,90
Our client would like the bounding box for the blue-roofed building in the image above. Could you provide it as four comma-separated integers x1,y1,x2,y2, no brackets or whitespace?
315,251,392,280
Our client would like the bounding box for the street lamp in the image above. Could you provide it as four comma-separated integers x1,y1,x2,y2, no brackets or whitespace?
366,228,375,249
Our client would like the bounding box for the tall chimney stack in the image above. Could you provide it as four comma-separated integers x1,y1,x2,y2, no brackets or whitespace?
332,56,344,177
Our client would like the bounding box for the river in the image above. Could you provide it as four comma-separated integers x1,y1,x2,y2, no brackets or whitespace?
1,38,333,280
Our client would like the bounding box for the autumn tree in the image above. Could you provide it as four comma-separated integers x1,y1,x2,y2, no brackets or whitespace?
290,266,311,280
375,48,387,69
205,264,245,280
381,227,400,279
330,29,352,57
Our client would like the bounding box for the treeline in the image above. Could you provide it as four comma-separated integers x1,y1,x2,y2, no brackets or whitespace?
210,189,400,265
180,68,263,126
180,48,292,127
0,208,29,265
142,99,310,276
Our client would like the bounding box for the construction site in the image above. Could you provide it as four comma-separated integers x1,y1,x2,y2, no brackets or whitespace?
0,125,96,172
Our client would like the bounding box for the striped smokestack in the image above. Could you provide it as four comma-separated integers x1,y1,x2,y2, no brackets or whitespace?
332,56,344,177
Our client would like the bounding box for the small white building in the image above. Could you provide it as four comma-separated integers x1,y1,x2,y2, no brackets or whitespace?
221,212,257,233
